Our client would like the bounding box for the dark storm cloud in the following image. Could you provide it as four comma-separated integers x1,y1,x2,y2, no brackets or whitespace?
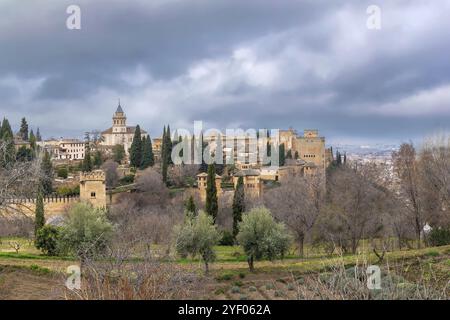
0,0,450,143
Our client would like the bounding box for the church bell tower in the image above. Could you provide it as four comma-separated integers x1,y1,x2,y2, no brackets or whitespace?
112,100,127,133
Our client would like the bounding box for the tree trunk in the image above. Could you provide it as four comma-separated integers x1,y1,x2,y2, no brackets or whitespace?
416,226,421,249
351,238,358,254
415,215,421,249
204,261,209,275
248,256,254,272
298,234,305,258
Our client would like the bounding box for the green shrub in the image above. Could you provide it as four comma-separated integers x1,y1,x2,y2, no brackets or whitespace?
265,283,275,290
238,272,246,279
58,203,113,260
274,290,284,297
239,294,248,300
215,271,234,281
231,286,240,294
56,185,80,197
233,280,243,287
214,287,226,295
219,230,235,246
35,225,60,256
287,283,295,291
248,286,257,292
57,166,68,179
29,264,51,275
424,250,440,257
119,174,135,185
428,228,450,247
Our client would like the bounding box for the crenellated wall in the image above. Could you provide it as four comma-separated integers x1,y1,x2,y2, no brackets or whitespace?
1,195,80,218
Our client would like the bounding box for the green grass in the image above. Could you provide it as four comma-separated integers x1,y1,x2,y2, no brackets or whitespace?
0,252,74,261
2,236,450,277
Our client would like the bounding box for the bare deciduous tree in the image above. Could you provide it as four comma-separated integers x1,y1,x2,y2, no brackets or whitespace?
321,166,385,254
393,143,431,248
101,160,119,189
0,142,42,217
168,164,199,187
265,173,325,257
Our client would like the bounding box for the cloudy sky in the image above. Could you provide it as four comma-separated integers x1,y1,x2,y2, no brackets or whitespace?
1,0,450,145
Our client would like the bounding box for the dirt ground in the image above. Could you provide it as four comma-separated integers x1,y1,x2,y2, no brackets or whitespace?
0,266,63,300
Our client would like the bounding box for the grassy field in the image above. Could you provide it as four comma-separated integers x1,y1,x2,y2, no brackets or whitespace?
1,237,449,299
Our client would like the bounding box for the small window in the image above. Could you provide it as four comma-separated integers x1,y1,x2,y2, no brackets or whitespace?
90,192,96,198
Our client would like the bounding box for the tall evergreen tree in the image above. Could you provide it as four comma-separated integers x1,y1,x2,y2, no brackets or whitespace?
19,117,29,141
199,133,208,173
205,164,218,223
232,176,245,239
165,125,173,164
0,118,15,167
36,127,42,141
40,150,53,195
140,135,154,169
279,143,286,166
161,125,173,184
161,126,166,164
16,145,33,162
185,195,197,216
82,140,93,172
112,144,125,163
93,150,103,167
34,188,45,237
286,149,292,159
129,125,143,168
29,129,36,150
0,117,12,139
336,150,342,166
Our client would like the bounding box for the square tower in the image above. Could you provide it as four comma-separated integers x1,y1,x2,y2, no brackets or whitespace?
80,170,107,208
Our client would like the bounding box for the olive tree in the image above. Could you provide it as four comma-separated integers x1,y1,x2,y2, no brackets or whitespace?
237,207,292,272
58,202,114,263
174,210,220,274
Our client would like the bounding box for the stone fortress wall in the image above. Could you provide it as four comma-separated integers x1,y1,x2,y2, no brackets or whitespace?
1,170,107,219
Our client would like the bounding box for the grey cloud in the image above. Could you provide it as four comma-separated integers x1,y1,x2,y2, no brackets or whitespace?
0,0,449,144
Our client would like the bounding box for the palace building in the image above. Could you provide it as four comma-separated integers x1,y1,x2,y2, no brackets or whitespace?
100,102,147,155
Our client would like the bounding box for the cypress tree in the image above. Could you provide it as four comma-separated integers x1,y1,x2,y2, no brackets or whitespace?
286,149,292,159
199,133,208,173
279,143,286,166
161,126,166,164
185,195,197,216
161,125,173,184
205,163,218,223
232,176,245,239
165,125,173,164
82,142,93,172
141,135,154,169
336,150,342,166
93,150,103,167
29,129,36,150
34,188,45,237
19,117,29,141
36,127,42,141
129,125,143,168
0,118,15,167
40,150,53,195
0,117,12,139
294,150,299,159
